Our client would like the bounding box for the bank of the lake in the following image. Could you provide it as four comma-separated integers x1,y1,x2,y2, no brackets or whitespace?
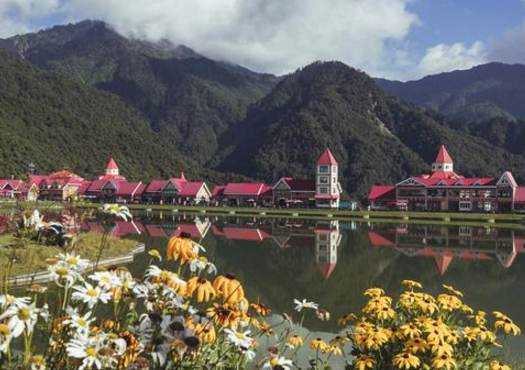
3,200,525,229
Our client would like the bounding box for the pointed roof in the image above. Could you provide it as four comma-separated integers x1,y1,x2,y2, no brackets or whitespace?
434,145,453,164
317,148,338,166
106,158,119,170
179,172,186,181
434,253,453,275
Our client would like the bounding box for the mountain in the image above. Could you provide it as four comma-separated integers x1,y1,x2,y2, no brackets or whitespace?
375,63,525,122
0,20,279,165
0,47,223,182
219,62,525,199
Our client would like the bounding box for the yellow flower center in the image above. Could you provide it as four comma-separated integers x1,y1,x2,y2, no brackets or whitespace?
66,257,78,265
0,323,10,335
86,347,97,357
160,271,170,280
270,358,280,366
236,333,245,339
77,319,87,327
18,308,30,321
86,289,98,297
56,267,70,276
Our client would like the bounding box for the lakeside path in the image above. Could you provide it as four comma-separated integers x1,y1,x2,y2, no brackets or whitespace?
2,201,525,229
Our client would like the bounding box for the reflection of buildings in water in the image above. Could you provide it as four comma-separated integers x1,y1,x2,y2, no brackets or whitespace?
79,215,344,279
81,216,212,240
368,224,525,274
314,221,343,279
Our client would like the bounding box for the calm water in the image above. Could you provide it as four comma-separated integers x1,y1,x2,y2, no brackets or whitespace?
2,210,525,355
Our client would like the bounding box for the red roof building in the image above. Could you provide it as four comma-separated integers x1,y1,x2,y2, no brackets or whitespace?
315,148,342,208
272,177,316,207
369,145,523,213
142,174,211,204
98,158,127,181
29,171,85,201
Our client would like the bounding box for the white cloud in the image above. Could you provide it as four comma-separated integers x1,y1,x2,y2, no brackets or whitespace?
413,41,487,79
56,0,419,75
0,0,60,37
487,23,525,65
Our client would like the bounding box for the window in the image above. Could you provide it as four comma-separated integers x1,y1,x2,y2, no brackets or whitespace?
319,187,328,194
319,166,329,173
319,176,328,184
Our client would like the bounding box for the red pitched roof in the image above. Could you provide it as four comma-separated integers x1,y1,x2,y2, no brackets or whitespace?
115,181,142,196
276,178,316,192
107,158,119,170
368,185,397,201
0,180,21,190
317,148,338,166
212,185,226,198
368,232,395,247
223,183,266,196
515,187,525,203
145,180,168,193
434,145,453,163
179,182,205,197
85,180,108,192
78,181,93,195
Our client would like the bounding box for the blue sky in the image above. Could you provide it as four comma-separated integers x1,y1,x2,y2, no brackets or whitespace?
1,0,524,80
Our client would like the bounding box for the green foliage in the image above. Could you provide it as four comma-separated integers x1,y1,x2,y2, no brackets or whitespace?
376,62,525,121
219,62,525,199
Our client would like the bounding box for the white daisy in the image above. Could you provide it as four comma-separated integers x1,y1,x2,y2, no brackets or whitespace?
0,294,31,309
103,204,132,221
89,271,122,290
224,329,254,348
58,253,89,271
294,298,319,312
63,311,95,334
66,337,102,370
0,302,39,337
48,265,80,288
262,356,293,370
189,257,217,275
0,323,13,353
71,283,111,308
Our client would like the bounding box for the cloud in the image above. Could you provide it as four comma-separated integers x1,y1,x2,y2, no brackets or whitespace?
57,0,419,75
487,24,525,64
413,41,487,79
0,0,60,37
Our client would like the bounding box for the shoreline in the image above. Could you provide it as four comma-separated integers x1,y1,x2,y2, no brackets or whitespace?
2,201,525,229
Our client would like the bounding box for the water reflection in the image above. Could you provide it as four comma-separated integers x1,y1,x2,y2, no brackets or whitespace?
2,210,525,353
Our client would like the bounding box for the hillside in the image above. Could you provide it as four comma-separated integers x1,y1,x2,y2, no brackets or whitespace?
376,63,525,122
219,62,525,199
0,48,216,182
0,20,279,165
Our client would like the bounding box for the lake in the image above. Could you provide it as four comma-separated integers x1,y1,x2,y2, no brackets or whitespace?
2,209,524,358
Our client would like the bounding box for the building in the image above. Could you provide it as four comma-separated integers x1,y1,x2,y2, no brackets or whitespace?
212,183,273,206
315,220,342,279
142,173,211,205
0,180,22,199
315,148,342,208
369,145,525,213
272,177,316,207
79,159,145,203
30,170,85,201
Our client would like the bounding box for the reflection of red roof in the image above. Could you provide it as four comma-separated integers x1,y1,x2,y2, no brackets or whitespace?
222,227,271,241
515,187,525,203
369,185,396,201
317,263,336,279
145,225,167,238
112,220,141,237
434,253,453,275
317,148,338,166
368,232,395,247
434,145,453,163
173,223,204,238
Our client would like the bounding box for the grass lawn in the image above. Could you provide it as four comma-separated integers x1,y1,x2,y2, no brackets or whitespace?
0,232,137,277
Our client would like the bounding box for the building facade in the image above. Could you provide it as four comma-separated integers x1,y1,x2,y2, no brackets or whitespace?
369,145,525,213
315,148,342,208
